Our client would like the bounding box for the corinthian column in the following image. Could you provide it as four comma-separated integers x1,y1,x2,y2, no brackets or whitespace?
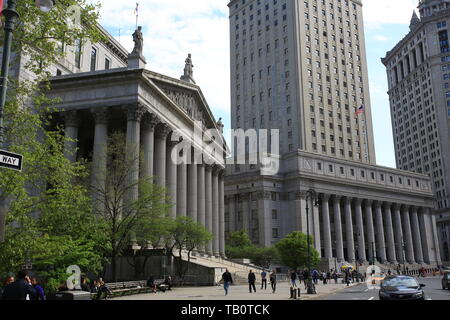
321,194,332,260
141,113,159,179
63,110,79,162
197,163,206,253
125,104,145,203
393,204,404,263
177,157,187,217
212,166,220,257
187,150,198,222
166,135,178,219
91,108,109,213
410,206,424,264
333,196,345,263
365,200,376,263
354,199,366,262
344,197,355,263
219,170,225,257
205,165,213,255
402,205,415,264
383,202,397,264
374,201,387,263
154,124,171,187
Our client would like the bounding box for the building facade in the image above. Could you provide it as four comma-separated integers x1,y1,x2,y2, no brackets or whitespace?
46,52,228,258
382,0,450,263
226,0,443,267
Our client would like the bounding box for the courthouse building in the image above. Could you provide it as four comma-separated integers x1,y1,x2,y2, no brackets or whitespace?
40,26,228,259
225,0,442,268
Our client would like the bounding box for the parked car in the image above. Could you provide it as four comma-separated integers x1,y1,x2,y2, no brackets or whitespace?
379,275,426,301
442,271,450,290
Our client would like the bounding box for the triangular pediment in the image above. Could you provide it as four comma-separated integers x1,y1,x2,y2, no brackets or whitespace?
143,70,218,130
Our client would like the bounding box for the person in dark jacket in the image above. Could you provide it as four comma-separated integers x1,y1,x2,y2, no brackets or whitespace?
1,270,32,300
147,276,156,293
248,270,256,293
30,278,45,300
269,270,277,293
222,269,233,296
80,277,91,293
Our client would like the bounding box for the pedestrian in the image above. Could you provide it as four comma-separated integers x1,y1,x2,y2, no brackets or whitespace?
0,276,14,299
302,269,309,289
260,270,267,290
1,270,33,300
388,269,392,276
345,270,350,286
30,278,45,301
269,270,277,293
312,269,319,285
322,271,327,285
248,270,256,293
222,269,233,296
290,270,297,288
96,279,111,300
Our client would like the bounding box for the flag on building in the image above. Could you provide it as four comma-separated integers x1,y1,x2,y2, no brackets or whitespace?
355,105,365,116
134,2,139,15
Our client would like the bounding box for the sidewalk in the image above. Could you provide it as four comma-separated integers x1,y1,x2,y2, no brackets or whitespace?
112,280,361,301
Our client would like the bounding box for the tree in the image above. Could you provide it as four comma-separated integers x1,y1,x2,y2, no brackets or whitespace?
166,216,212,284
274,231,320,270
227,230,252,248
91,132,170,281
0,0,107,284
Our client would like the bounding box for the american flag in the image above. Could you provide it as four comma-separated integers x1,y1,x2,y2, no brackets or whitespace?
134,2,139,15
355,105,365,116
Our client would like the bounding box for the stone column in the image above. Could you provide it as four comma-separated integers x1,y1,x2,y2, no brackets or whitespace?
418,208,432,264
354,199,366,262
177,159,187,217
205,165,213,255
91,108,108,212
393,204,404,263
374,201,387,263
409,207,424,264
219,171,225,257
321,194,333,260
141,113,159,179
154,124,170,187
125,104,144,203
333,196,345,263
258,191,272,248
383,202,397,264
344,197,355,263
187,152,198,222
197,163,206,253
228,194,236,234
365,200,376,263
242,194,250,233
430,213,442,265
166,137,178,219
63,110,79,162
212,166,220,257
402,205,415,264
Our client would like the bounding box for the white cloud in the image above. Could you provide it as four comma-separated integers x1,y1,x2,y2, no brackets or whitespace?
362,0,418,29
374,35,388,41
91,0,231,117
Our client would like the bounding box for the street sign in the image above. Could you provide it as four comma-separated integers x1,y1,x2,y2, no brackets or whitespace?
0,149,23,171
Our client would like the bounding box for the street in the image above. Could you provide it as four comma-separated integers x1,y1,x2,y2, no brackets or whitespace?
315,276,450,300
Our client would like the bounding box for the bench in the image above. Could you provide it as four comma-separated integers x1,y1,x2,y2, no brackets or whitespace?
98,280,150,299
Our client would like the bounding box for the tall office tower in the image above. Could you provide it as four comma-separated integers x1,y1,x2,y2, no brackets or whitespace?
382,0,450,262
226,0,441,268
229,0,376,164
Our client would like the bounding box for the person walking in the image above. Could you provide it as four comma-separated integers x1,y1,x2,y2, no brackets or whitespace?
322,271,327,285
290,270,297,288
269,270,277,293
248,270,256,293
302,269,309,290
222,269,233,296
1,271,33,300
260,270,267,290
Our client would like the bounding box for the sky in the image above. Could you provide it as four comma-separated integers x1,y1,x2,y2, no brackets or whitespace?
91,0,420,168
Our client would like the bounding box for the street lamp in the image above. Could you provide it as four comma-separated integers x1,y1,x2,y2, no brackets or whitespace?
305,188,319,294
0,0,55,243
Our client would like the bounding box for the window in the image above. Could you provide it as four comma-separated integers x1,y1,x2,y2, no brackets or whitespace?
272,210,278,220
105,58,111,70
90,47,97,72
74,39,82,69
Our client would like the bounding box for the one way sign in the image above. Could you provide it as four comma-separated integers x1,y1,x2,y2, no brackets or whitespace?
0,149,23,172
